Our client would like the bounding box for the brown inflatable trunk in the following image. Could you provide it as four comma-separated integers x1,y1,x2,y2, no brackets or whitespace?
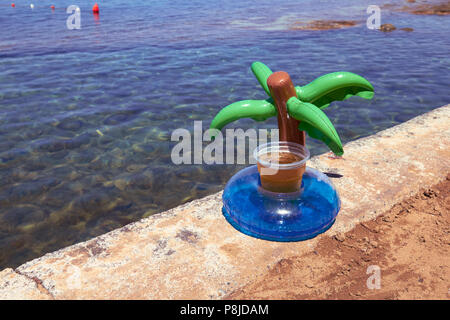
267,71,305,145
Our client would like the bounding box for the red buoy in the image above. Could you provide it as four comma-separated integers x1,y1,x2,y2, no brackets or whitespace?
92,3,99,14
11,3,15,7
51,5,55,10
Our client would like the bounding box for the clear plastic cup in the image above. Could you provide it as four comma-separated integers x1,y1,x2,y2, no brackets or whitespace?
254,141,310,193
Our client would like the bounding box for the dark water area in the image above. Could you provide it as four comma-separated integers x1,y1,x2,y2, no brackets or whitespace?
0,0,449,269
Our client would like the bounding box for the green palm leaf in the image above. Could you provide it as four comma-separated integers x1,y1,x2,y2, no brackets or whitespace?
287,97,344,155
295,72,374,109
210,99,276,132
251,62,273,97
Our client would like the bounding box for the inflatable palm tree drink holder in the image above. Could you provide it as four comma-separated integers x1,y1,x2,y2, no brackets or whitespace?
211,62,374,241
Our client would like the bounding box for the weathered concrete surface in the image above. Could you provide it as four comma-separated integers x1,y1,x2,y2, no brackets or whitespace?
1,105,449,300
0,268,51,299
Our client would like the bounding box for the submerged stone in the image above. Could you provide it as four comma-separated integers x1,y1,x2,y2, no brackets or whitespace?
77,191,115,214
49,150,69,160
98,135,115,145
104,114,129,125
290,20,357,31
151,113,169,121
0,148,30,164
57,119,84,131
65,149,96,163
380,23,397,32
3,206,46,229
23,161,47,172
63,133,91,150
23,128,44,140
132,143,155,154
406,2,450,15
128,173,153,190
7,177,60,202
38,139,65,153
43,186,74,208
126,164,148,173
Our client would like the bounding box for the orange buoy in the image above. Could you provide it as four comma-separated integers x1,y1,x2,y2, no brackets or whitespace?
92,3,99,14
11,3,15,7
51,5,55,9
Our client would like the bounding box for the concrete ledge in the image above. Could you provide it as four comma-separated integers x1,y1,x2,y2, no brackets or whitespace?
1,105,449,299
0,268,51,300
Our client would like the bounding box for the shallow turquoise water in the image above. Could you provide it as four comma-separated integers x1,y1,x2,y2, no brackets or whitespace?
0,0,449,268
